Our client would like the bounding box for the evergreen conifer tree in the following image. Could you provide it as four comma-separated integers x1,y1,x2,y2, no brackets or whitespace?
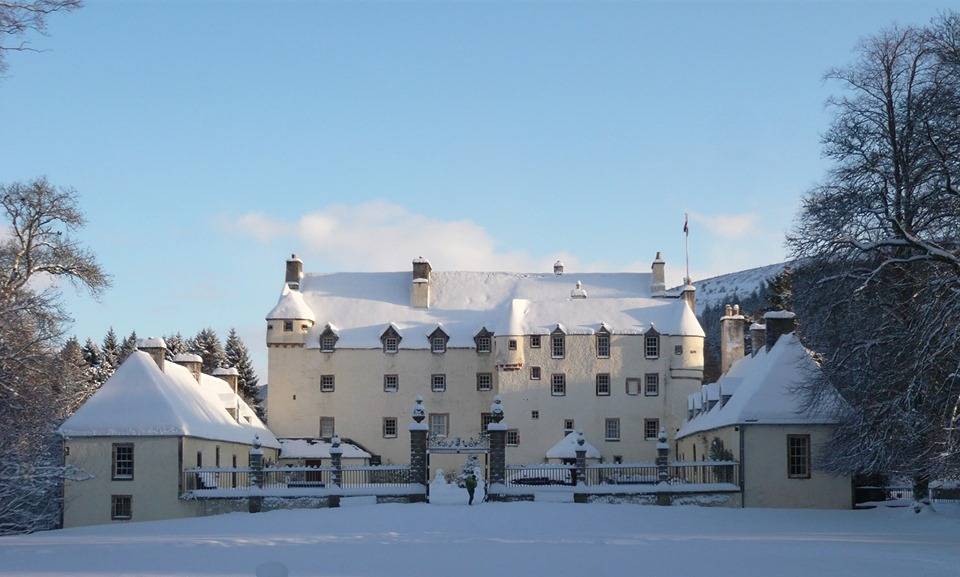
118,330,138,364
191,328,226,374
101,327,120,371
224,328,262,416
163,332,188,360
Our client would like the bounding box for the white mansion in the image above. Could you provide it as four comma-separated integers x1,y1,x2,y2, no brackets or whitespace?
265,253,705,465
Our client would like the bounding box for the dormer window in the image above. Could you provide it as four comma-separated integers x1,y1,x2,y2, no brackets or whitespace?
380,325,402,354
428,327,448,354
551,327,566,359
319,326,339,352
283,321,293,332
596,328,610,358
644,328,660,359
474,328,493,353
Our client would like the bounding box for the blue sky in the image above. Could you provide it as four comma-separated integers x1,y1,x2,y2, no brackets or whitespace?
0,0,949,376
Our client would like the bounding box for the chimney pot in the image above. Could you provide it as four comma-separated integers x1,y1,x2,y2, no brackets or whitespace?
650,252,666,294
172,352,203,382
137,337,167,371
411,257,432,308
286,254,304,289
763,310,796,351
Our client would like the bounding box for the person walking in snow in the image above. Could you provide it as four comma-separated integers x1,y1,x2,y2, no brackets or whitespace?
465,472,478,505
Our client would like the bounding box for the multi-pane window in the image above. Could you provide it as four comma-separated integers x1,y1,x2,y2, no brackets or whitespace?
596,373,611,396
508,339,517,351
476,372,493,391
564,419,575,432
111,495,132,520
383,417,398,438
383,336,399,354
645,335,660,358
429,413,449,437
530,366,541,380
481,412,494,430
674,344,683,356
506,429,520,446
644,418,660,440
431,374,446,392
596,333,610,358
645,373,660,396
551,334,565,358
626,378,641,396
321,335,337,351
383,374,398,393
530,335,541,348
320,374,335,392
788,435,811,479
320,416,335,438
431,335,447,353
531,410,539,420
476,335,492,353
283,321,293,332
605,418,621,441
551,373,566,396
112,443,134,480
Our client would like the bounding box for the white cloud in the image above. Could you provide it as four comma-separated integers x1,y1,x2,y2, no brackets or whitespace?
235,212,289,243
689,211,759,239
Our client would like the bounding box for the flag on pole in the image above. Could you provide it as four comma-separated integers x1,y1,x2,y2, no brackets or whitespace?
683,213,689,235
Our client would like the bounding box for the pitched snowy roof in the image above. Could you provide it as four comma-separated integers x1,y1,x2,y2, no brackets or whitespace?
546,432,601,459
278,438,371,460
266,284,316,322
678,333,844,438
279,270,703,349
58,352,279,448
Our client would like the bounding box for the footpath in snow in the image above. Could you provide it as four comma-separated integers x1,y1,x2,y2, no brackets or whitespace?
0,502,958,577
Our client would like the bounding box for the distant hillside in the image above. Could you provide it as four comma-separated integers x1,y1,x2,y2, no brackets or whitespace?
691,262,787,315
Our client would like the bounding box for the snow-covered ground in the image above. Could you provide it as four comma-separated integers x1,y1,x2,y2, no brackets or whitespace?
1,503,958,577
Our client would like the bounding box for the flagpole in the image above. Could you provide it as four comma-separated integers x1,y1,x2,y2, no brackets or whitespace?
684,212,690,285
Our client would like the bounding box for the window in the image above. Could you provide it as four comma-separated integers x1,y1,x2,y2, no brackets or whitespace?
530,366,541,380
644,418,660,440
320,374,335,392
320,416,335,438
320,335,337,351
383,374,398,393
596,333,610,358
551,333,565,359
429,413,449,437
476,335,492,353
111,495,132,520
383,417,398,438
674,344,683,356
788,435,811,479
476,372,493,391
283,320,293,332
112,444,134,480
431,335,447,353
645,373,660,396
531,410,539,420
596,373,611,396
384,337,399,353
196,451,202,468
551,373,566,396
626,378,641,396
431,374,446,392
215,446,220,467
645,334,660,358
506,429,520,446
613,455,623,464
564,419,575,432
481,412,495,430
605,418,621,441
508,339,517,351
530,335,541,348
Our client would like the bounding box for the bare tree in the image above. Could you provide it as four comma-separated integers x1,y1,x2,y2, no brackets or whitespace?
0,177,107,534
789,15,960,505
0,0,82,74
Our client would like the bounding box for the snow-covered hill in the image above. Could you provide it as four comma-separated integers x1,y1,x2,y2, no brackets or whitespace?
690,262,787,315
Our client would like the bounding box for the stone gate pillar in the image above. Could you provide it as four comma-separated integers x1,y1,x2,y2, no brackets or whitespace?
409,395,429,500
575,432,587,487
487,396,506,487
329,434,343,508
656,428,670,506
248,435,264,514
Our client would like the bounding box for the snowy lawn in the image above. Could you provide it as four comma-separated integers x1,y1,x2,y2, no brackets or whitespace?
1,502,959,577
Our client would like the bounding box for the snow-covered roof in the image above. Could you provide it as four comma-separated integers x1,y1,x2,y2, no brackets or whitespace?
278,438,371,460
58,352,279,448
173,352,202,363
278,270,703,349
266,284,316,322
764,310,797,320
545,432,601,459
678,333,843,438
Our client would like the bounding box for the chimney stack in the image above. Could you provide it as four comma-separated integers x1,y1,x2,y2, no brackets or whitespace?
719,304,745,374
763,310,796,351
286,254,303,290
212,366,240,395
173,352,203,382
749,323,766,356
650,252,665,294
553,260,565,275
138,337,167,371
411,257,432,308
680,282,696,312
